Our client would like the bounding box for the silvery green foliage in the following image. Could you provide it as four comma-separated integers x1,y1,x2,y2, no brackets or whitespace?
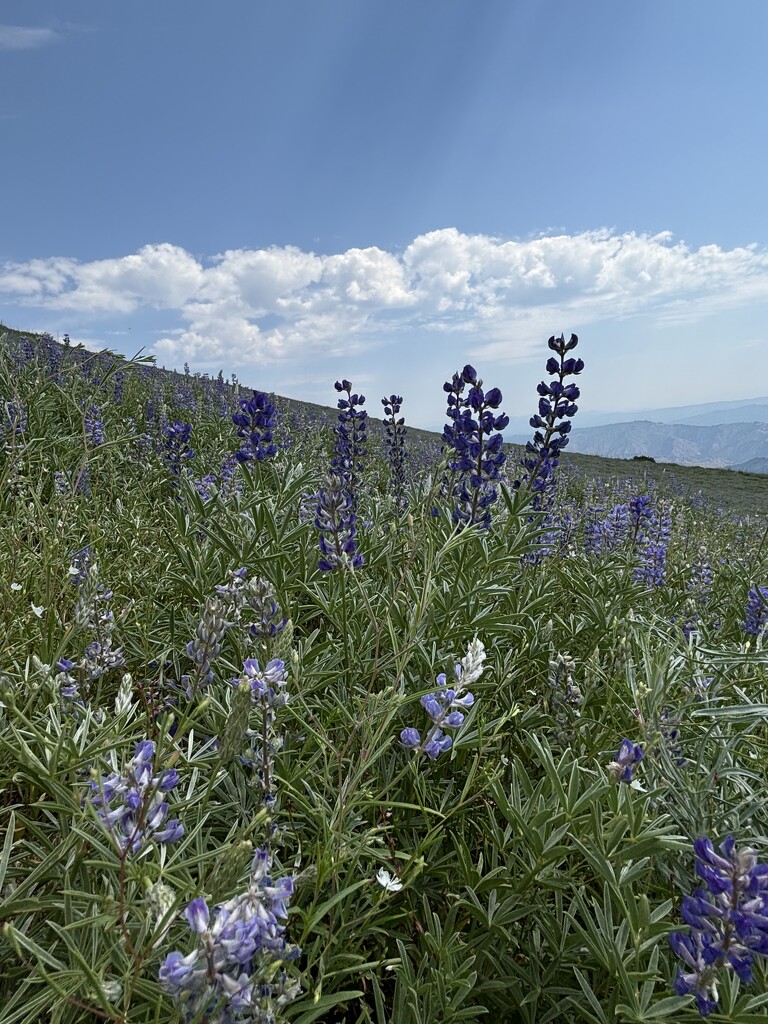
4,328,768,1023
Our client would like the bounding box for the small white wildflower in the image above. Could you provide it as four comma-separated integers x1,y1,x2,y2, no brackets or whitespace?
10,582,22,591
376,867,403,893
31,603,45,618
100,979,123,1003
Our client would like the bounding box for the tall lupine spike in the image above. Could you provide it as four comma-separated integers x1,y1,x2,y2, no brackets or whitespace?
516,334,583,505
381,394,408,506
331,379,367,507
315,474,364,572
232,389,278,463
84,405,104,447
670,836,768,1016
633,499,672,588
440,366,508,530
162,421,195,483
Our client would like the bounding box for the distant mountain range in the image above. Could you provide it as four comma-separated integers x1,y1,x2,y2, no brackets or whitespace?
508,397,768,472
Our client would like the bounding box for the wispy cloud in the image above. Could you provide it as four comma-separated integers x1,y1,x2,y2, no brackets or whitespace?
0,25,59,51
3,229,768,370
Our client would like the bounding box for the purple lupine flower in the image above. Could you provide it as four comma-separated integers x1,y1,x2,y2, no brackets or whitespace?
69,547,92,586
585,502,629,555
400,639,484,760
159,849,300,1022
440,366,508,530
232,389,278,463
84,405,104,446
607,738,643,783
516,334,583,505
628,494,654,545
633,501,671,587
162,421,195,480
239,657,288,706
87,739,184,855
315,474,364,572
670,836,768,1016
742,585,768,637
381,394,408,506
331,380,367,507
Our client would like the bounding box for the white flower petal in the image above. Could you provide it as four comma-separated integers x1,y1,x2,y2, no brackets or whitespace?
375,867,403,892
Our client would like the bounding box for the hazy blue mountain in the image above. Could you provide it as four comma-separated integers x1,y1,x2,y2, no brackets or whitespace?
673,405,768,427
729,457,768,475
503,395,768,434
562,420,768,468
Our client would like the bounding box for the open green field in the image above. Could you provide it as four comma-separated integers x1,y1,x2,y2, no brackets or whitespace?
1,327,768,1023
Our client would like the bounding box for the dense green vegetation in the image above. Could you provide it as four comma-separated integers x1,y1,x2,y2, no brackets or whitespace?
1,326,767,1023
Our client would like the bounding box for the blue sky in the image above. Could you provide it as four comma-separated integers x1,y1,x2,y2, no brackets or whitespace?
2,0,768,429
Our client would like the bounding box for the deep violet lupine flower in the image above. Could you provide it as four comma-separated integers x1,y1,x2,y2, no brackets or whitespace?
516,334,583,505
670,836,768,1016
742,585,768,637
628,494,654,545
400,639,485,759
159,849,300,1023
315,474,364,572
634,501,672,588
331,380,368,506
87,739,183,855
232,389,278,463
84,405,104,446
440,366,508,530
162,421,195,480
607,738,643,783
381,394,408,505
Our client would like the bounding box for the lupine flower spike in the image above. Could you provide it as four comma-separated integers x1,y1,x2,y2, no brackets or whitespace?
517,333,583,504
232,389,278,463
670,836,768,1016
87,740,183,854
159,849,300,1023
315,474,364,572
401,639,485,759
331,379,367,506
381,394,407,505
440,366,508,529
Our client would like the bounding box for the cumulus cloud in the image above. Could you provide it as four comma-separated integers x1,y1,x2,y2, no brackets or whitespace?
4,229,768,367
0,25,58,50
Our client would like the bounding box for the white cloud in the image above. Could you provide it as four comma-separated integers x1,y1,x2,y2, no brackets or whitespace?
0,25,58,50
4,229,768,368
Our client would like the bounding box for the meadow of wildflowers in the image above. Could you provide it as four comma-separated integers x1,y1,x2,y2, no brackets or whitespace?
1,326,768,1023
